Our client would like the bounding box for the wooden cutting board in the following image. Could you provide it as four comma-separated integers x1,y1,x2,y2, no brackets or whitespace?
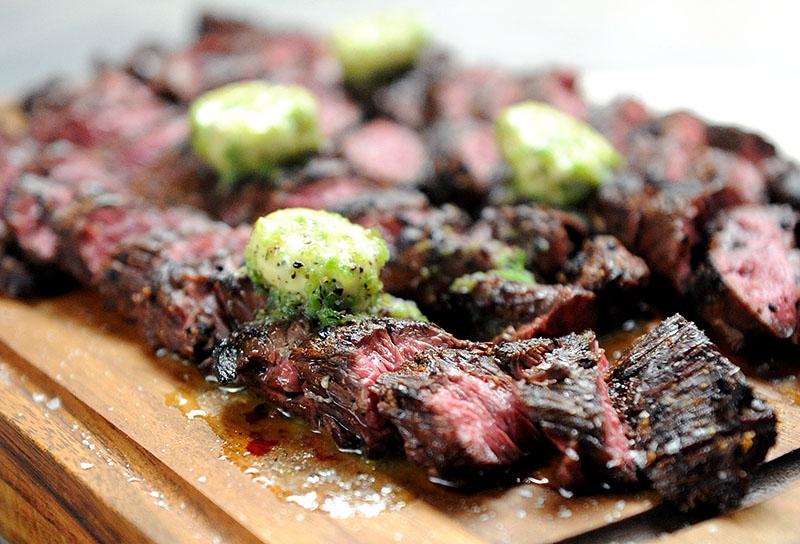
1,291,799,544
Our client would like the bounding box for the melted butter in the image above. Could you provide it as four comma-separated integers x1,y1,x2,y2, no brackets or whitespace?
164,365,414,518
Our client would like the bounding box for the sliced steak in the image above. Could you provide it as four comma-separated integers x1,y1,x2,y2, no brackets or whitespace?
474,204,588,279
706,124,776,166
444,272,596,341
608,314,777,511
589,98,650,155
493,332,636,489
214,318,464,457
310,85,364,141
26,70,182,161
625,111,708,182
425,119,508,211
135,21,338,102
692,205,800,350
375,346,539,481
763,158,800,207
381,214,519,309
561,235,650,298
340,119,433,187
520,68,587,120
593,173,753,293
431,67,525,122
369,49,450,128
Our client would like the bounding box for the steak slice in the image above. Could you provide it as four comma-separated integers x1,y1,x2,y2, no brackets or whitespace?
369,49,450,129
561,235,650,303
763,158,800,208
692,205,800,350
444,272,596,341
706,124,776,166
340,119,434,187
425,119,507,212
215,318,463,457
593,174,752,293
474,204,588,279
26,70,175,148
493,332,636,489
589,98,650,156
608,314,777,511
103,223,259,361
381,217,521,309
375,346,539,482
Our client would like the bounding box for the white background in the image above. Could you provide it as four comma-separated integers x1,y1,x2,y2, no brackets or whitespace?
1,0,798,156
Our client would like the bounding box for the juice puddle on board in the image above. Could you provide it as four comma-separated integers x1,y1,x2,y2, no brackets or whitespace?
162,320,662,523
164,364,414,518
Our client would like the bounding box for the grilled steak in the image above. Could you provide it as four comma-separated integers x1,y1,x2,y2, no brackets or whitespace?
706,124,776,166
561,235,650,318
444,273,596,341
763,157,800,207
367,49,450,128
425,119,507,211
340,119,434,187
474,204,588,279
493,332,636,489
381,213,520,309
692,205,800,350
430,66,586,122
25,70,188,177
593,173,752,293
589,98,650,156
607,314,777,511
128,17,339,103
375,346,539,481
214,318,468,459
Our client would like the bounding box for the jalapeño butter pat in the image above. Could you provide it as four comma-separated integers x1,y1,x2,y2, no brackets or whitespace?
245,208,390,327
496,101,622,207
331,10,428,85
190,81,322,184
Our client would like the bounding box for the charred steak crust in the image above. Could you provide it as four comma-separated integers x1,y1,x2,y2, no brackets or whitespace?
444,273,596,341
493,332,637,489
562,235,650,295
607,314,776,511
474,204,588,279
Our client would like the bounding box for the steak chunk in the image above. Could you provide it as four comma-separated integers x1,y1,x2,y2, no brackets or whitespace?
693,205,800,350
706,124,776,166
375,346,539,482
561,235,650,301
214,318,463,458
104,225,259,361
425,119,507,211
493,332,636,489
380,208,516,308
474,204,588,279
608,314,777,511
340,119,433,187
369,49,450,129
593,174,750,293
763,158,800,207
444,272,596,341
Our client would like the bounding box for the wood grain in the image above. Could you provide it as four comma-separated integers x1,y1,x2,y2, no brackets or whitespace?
1,291,799,544
659,480,800,544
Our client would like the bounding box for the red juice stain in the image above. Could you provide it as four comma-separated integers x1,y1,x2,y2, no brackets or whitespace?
246,435,278,456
